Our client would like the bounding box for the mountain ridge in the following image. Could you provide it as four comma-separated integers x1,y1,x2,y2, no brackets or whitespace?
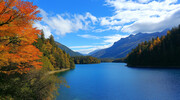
91,29,169,58
56,42,82,57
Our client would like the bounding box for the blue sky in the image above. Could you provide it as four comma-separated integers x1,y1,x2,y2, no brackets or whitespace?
32,0,180,54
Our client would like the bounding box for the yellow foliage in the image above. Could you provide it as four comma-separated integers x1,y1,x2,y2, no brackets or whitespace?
167,31,171,35
149,44,153,50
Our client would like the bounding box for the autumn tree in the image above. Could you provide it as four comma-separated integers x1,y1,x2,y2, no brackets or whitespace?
0,0,42,74
0,1,70,99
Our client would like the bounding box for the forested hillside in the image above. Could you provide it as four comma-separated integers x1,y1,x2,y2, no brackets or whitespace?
56,42,82,57
73,56,101,64
126,25,180,67
33,32,75,70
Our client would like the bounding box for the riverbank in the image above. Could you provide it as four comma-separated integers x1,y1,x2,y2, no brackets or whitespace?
48,68,70,75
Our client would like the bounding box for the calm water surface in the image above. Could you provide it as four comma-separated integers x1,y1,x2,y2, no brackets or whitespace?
56,63,180,100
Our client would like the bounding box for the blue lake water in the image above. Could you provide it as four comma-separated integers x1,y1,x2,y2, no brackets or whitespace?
56,63,180,100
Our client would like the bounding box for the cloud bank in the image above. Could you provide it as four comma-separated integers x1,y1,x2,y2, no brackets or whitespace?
35,9,97,37
103,0,180,33
35,0,180,36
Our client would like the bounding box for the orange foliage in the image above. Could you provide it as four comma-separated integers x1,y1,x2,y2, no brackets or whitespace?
0,0,42,74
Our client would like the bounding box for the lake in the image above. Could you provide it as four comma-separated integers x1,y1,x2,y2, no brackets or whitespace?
56,63,180,100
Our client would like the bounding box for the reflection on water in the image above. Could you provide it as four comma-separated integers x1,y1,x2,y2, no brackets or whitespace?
56,63,180,100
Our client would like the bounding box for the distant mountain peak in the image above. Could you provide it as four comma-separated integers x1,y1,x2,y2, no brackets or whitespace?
91,29,168,59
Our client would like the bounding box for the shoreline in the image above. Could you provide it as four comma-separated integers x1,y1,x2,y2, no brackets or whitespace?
126,64,180,69
48,68,70,75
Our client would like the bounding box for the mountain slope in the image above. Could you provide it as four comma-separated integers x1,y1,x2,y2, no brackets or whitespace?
88,49,101,55
56,42,82,57
91,29,168,58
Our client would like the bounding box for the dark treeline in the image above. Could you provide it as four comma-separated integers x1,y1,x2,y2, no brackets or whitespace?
73,56,101,64
100,58,114,62
33,31,75,70
112,58,126,63
126,25,180,67
99,58,127,63
100,58,124,63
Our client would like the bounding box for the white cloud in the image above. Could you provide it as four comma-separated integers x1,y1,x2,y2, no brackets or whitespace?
86,12,98,24
108,26,122,30
70,46,94,49
103,0,180,34
103,34,128,44
122,8,180,33
36,9,97,36
47,15,82,35
73,44,112,54
77,34,128,44
34,1,180,35
74,48,98,54
77,34,100,39
33,22,52,38
94,26,122,32
75,34,128,54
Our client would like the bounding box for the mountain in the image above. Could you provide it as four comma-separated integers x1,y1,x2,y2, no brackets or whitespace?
56,42,82,57
91,29,169,58
88,49,101,55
